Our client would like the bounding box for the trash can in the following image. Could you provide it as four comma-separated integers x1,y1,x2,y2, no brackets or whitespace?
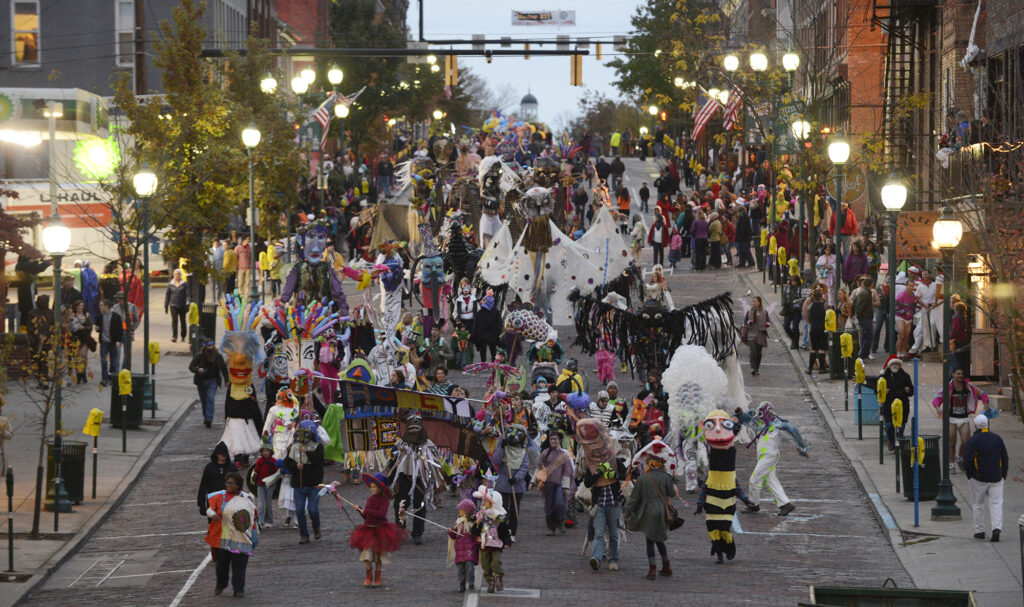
896,434,941,501
45,439,87,504
829,329,859,380
199,303,218,341
856,386,880,425
110,373,147,429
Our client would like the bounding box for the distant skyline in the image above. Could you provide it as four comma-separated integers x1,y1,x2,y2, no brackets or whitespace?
408,0,644,129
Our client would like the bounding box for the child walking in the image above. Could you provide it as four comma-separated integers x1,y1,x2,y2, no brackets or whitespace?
474,485,512,593
253,441,276,527
668,226,683,269
349,472,407,588
447,499,480,593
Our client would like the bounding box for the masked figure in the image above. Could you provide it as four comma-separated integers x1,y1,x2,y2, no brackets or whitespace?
737,401,808,517
519,186,554,253
477,156,521,249
261,342,290,418
281,219,349,317
414,223,449,336
387,412,446,545
220,330,266,458
701,409,737,564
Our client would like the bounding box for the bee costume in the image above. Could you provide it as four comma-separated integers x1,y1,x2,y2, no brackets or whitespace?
702,409,737,563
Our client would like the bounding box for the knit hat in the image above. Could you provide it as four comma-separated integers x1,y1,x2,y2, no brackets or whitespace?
456,499,476,515
597,390,609,400
973,414,989,428
884,355,902,371
606,380,618,389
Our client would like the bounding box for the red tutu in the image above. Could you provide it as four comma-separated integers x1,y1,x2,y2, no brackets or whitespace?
349,522,407,554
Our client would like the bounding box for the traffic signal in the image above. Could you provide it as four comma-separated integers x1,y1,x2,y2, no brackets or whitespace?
444,55,458,86
659,111,667,122
570,54,583,86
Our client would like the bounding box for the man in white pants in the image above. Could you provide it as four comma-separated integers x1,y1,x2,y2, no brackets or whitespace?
909,269,937,355
963,414,1008,542
740,402,809,517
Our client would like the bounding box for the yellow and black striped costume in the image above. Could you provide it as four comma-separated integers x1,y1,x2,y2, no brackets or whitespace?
705,446,737,562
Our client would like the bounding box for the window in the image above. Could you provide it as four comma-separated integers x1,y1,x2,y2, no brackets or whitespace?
116,0,134,66
13,1,39,65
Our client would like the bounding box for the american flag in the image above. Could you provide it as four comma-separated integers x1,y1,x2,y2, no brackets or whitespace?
311,92,338,151
722,88,742,130
691,95,720,140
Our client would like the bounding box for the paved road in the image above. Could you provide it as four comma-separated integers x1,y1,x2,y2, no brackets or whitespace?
17,159,911,606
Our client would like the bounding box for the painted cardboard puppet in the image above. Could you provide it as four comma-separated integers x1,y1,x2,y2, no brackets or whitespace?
701,409,737,564
281,218,349,317
220,330,266,457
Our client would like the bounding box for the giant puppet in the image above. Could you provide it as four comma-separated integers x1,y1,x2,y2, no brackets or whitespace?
280,218,350,317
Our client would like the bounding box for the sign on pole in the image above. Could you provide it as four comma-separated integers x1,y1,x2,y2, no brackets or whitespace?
512,10,576,26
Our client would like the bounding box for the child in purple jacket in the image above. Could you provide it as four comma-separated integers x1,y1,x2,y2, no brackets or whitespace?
448,499,480,593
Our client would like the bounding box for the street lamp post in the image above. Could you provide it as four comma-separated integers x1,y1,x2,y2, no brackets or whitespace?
931,206,963,521
827,137,850,310
329,66,347,157
242,123,261,304
881,174,907,356
791,119,811,272
42,214,72,526
133,165,158,417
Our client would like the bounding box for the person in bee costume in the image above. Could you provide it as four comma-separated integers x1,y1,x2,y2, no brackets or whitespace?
700,409,738,563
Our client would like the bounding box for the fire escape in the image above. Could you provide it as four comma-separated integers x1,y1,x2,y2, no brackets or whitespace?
872,0,941,209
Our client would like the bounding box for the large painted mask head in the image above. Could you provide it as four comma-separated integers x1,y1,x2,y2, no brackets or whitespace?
298,221,331,266
221,331,266,387
478,157,504,201
702,409,736,450
267,342,289,382
409,156,436,200
520,186,553,219
432,137,455,168
533,156,560,188
380,256,404,292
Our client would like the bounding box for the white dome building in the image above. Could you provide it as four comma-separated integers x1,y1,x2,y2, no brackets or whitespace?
520,90,538,121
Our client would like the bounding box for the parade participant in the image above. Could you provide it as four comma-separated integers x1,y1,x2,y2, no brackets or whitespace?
698,409,737,564
447,499,480,592
189,339,228,428
624,440,678,579
420,326,454,371
556,359,585,394
388,414,446,545
588,391,616,427
474,485,512,593
932,368,990,473
607,382,630,427
584,455,626,571
220,331,265,458
868,356,915,451
283,420,325,544
253,441,276,527
963,414,1008,542
261,388,299,526
280,218,350,316
316,329,343,404
205,472,258,598
739,402,808,516
471,294,502,363
349,472,408,588
534,432,573,535
197,441,238,518
492,425,530,542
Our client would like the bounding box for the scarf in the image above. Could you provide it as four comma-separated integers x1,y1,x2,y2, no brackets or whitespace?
504,446,526,473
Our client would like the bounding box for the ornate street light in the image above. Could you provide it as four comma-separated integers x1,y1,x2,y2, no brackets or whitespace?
334,103,350,119
300,67,316,85
42,213,72,523
432,109,444,120
260,73,277,93
291,75,309,95
723,54,739,72
648,105,659,116
133,164,158,416
749,52,768,72
931,206,963,521
327,66,344,86
782,52,800,72
241,123,261,303
881,174,907,356
827,136,850,307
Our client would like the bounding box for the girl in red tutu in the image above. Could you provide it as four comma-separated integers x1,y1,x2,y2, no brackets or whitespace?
349,472,407,587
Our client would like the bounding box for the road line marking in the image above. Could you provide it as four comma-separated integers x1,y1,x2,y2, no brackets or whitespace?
740,531,869,539
169,553,211,607
105,569,196,580
95,559,126,587
464,588,478,607
121,500,193,508
95,531,204,541
869,492,899,530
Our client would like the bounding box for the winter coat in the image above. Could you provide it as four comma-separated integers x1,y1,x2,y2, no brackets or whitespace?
623,467,675,542
829,206,859,236
197,441,238,515
164,280,189,311
448,519,480,564
283,441,325,488
734,212,752,242
491,443,529,493
471,306,502,348
963,430,1008,483
842,253,869,285
647,220,670,246
867,368,914,424
743,308,770,347
189,351,229,387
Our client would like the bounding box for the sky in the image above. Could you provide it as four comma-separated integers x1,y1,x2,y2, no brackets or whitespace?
408,0,645,129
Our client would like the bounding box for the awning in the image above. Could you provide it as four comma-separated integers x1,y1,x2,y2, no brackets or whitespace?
0,87,110,145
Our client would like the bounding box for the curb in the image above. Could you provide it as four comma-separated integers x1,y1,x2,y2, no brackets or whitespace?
736,271,913,573
10,397,198,606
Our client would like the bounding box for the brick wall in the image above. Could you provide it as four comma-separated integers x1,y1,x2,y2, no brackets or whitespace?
939,0,982,120
848,0,886,218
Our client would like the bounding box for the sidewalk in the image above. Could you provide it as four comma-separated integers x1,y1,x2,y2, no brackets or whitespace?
0,290,198,607
742,270,1023,606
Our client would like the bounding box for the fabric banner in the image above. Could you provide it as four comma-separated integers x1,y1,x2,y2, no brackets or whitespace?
339,381,476,418
511,10,575,25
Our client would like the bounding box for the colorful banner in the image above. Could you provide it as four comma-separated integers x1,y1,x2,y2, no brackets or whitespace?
339,381,476,418
511,10,575,25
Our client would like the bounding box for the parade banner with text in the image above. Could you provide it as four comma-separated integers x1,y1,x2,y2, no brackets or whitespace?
511,10,575,25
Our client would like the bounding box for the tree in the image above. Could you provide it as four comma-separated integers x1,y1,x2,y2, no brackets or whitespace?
565,92,643,136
